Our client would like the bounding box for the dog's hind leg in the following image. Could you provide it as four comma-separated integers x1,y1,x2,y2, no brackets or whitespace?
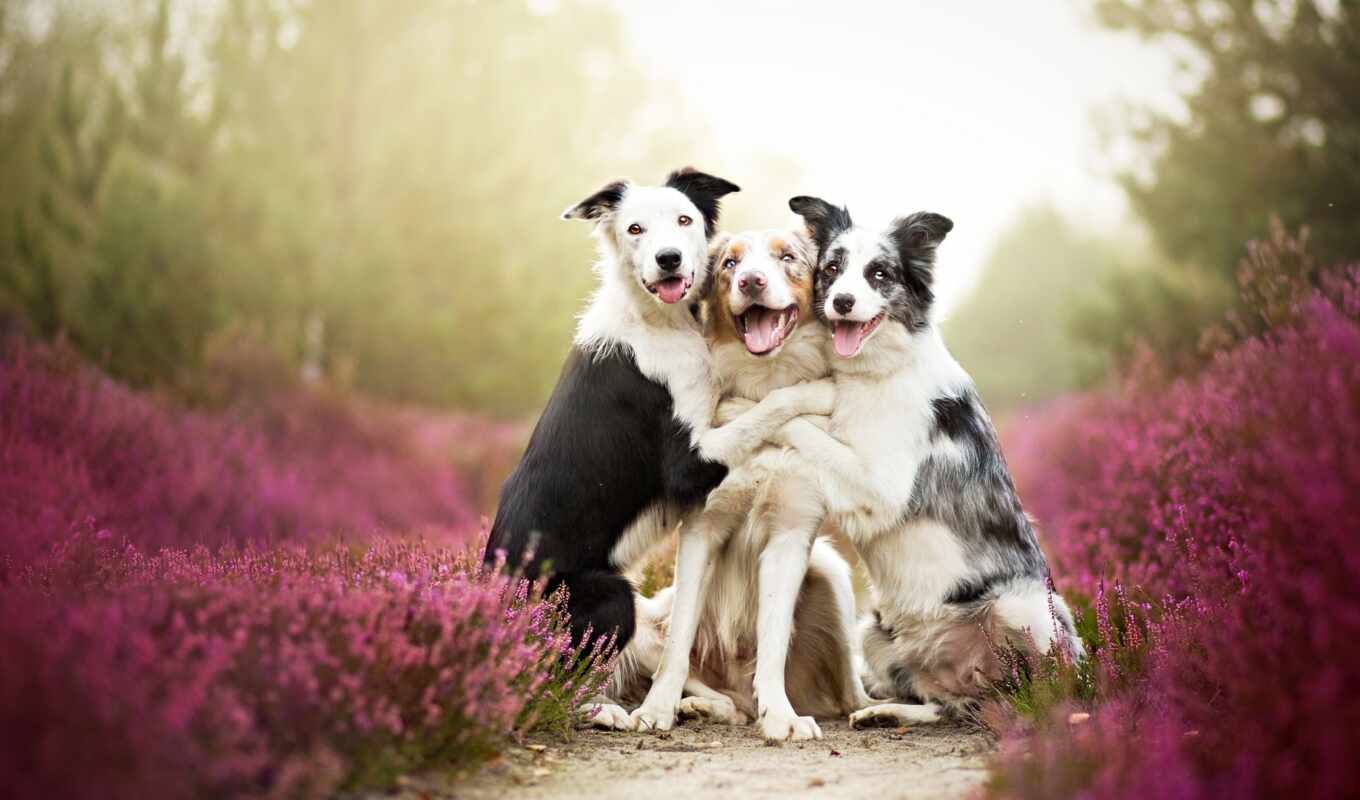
558,569,637,651
677,677,745,725
849,702,944,728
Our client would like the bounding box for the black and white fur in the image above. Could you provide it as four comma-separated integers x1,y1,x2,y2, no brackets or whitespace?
773,197,1084,726
483,170,832,727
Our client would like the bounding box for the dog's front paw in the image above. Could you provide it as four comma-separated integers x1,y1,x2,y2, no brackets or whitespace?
785,380,836,416
580,702,636,731
760,710,822,742
629,701,677,733
849,702,942,729
677,695,741,725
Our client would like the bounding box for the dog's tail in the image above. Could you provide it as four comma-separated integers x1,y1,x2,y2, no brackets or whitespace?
551,569,637,653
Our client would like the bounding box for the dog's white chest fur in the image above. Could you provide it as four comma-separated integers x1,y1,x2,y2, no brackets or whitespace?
826,328,967,543
577,280,719,443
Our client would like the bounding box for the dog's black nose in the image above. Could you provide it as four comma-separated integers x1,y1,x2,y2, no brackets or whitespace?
737,271,767,297
833,293,855,314
655,248,682,272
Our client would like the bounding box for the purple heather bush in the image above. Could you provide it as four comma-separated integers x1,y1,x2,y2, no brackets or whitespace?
0,340,485,565
990,249,1360,796
0,339,602,798
0,526,616,799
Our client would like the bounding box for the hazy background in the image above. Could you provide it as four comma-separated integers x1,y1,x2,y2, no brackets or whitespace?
2,0,1355,416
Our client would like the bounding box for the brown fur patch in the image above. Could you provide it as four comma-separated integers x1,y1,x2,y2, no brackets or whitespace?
786,568,860,718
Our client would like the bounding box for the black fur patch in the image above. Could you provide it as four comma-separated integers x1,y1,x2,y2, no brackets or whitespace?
563,180,628,221
788,195,853,255
931,395,978,442
909,389,1049,581
664,167,740,238
485,345,727,650
943,573,1003,605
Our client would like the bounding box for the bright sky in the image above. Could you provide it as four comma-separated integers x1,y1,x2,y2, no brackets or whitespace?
613,0,1184,310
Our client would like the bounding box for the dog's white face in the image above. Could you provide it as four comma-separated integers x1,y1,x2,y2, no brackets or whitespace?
817,227,896,357
608,186,710,305
563,169,741,309
790,196,953,359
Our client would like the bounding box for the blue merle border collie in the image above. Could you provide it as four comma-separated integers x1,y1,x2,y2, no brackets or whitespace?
769,196,1085,726
484,170,835,726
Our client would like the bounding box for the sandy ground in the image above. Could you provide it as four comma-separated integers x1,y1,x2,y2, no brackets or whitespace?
396,717,995,800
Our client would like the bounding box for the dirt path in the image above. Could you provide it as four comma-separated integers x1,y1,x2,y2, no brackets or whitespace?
406,718,995,800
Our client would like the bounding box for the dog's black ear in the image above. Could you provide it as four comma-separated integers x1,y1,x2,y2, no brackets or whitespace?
664,167,740,237
889,212,952,313
788,195,853,255
890,212,953,255
562,180,630,222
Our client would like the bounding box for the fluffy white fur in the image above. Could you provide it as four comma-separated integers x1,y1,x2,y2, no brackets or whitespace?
565,184,834,728
623,230,868,741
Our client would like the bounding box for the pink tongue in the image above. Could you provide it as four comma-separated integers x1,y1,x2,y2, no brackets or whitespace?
743,307,781,354
833,321,864,357
655,277,687,304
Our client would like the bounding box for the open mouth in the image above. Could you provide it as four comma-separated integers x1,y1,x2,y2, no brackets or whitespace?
738,304,799,355
831,312,884,358
647,276,692,304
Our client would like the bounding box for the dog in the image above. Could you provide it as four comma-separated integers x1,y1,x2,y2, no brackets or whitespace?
769,196,1084,726
615,229,870,741
483,170,833,729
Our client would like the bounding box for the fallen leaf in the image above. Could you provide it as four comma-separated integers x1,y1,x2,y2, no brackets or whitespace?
1068,712,1091,726
829,749,842,757
525,744,547,753
809,777,826,787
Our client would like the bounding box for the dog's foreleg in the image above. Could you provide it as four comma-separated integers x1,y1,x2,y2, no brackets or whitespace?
753,528,823,742
773,417,876,515
629,515,720,732
697,380,834,466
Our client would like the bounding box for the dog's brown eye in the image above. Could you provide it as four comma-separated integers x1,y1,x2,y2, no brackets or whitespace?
677,215,693,227
627,224,643,235
824,261,840,275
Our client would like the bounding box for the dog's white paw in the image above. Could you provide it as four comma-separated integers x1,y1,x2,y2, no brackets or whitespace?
629,701,677,733
677,696,741,725
849,702,942,729
580,702,635,731
761,710,822,742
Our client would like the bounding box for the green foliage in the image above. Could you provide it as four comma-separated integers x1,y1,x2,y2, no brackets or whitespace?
1094,0,1360,286
944,205,1124,410
0,0,801,412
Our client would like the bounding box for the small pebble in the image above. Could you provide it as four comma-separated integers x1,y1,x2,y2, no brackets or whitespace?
1068,712,1091,725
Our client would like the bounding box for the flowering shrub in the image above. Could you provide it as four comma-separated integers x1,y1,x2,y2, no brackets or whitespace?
989,257,1360,796
0,340,481,565
0,525,616,799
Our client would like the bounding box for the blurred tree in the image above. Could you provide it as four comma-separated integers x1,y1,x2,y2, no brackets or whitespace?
944,205,1123,410
1095,0,1359,278
1,0,792,413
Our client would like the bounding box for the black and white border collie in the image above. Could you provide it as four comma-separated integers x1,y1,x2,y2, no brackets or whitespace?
770,197,1084,725
484,170,833,726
